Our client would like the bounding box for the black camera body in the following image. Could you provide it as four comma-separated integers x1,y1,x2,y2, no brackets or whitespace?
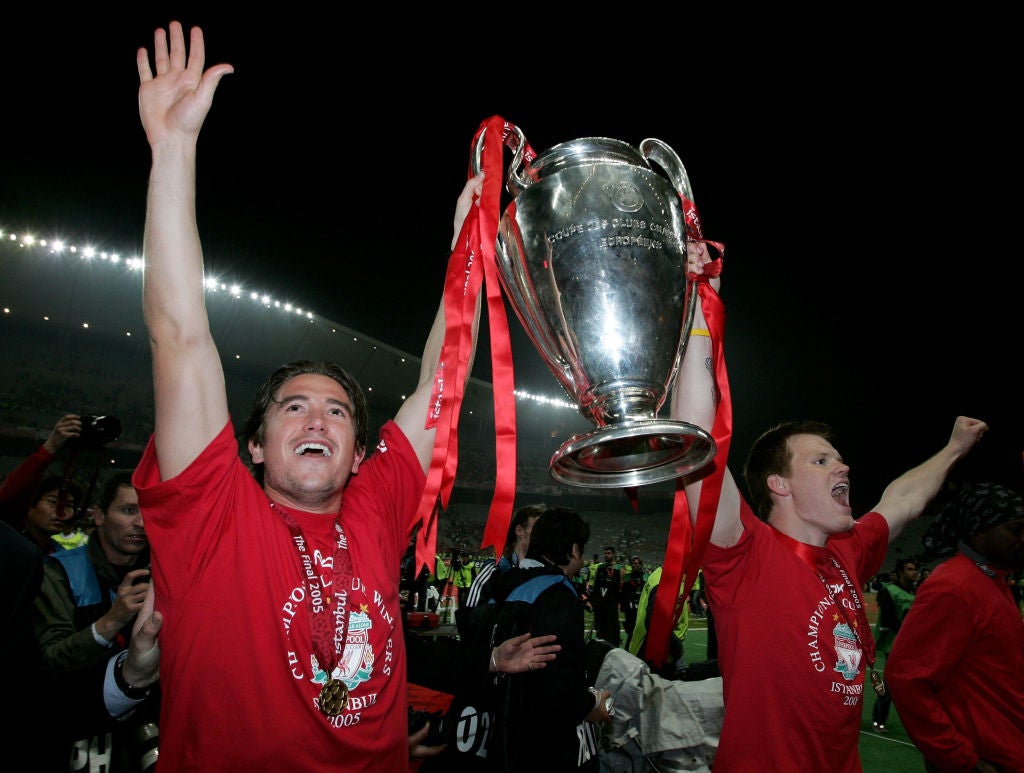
76,414,122,449
408,708,452,746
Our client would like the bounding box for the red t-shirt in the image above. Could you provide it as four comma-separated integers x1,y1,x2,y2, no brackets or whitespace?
886,553,1024,772
703,501,888,773
133,420,424,772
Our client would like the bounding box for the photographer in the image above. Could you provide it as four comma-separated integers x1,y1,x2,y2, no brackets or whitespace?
33,470,159,771
0,413,87,555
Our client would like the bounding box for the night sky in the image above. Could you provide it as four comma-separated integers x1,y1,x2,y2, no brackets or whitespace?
3,12,1019,512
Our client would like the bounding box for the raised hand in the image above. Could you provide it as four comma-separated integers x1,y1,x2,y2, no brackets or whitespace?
136,21,234,148
43,413,81,455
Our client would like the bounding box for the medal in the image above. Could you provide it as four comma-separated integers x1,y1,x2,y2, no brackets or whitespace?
869,668,886,698
319,678,349,716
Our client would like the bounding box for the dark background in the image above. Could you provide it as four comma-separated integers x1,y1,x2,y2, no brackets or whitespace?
2,11,1019,517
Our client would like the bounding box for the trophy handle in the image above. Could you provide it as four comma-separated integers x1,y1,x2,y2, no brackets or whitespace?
639,138,694,204
473,125,529,185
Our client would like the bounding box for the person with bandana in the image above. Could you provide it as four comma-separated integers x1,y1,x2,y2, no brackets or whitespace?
886,482,1024,773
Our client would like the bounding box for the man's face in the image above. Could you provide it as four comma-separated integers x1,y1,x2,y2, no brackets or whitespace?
970,519,1024,571
27,488,73,535
567,543,585,577
96,484,148,562
249,373,365,512
603,548,615,564
515,515,539,558
631,557,643,572
775,433,854,537
896,563,918,589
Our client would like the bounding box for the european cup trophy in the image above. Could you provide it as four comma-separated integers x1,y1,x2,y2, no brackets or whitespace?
477,127,717,488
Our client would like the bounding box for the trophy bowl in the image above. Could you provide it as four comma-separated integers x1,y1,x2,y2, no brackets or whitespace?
488,132,716,488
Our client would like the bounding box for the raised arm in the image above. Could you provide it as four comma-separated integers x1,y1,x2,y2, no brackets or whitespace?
872,415,988,541
672,243,743,547
394,173,485,471
136,22,234,479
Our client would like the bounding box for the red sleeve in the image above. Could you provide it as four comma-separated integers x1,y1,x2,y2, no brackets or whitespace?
0,445,54,526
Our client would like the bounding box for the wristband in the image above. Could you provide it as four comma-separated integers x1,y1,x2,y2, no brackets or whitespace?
114,651,152,700
689,328,710,337
91,622,114,648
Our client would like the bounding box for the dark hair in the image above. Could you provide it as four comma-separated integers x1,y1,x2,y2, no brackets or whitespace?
526,507,590,567
98,471,135,513
742,420,835,521
33,475,82,509
892,557,918,574
502,503,546,559
241,360,369,485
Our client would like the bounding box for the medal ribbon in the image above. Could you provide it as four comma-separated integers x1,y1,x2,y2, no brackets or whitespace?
272,504,352,682
771,527,877,666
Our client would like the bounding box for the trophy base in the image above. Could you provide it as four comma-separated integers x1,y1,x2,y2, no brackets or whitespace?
550,420,716,489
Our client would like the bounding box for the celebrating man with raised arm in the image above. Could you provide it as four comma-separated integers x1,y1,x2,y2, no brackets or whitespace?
132,21,489,772
673,242,988,772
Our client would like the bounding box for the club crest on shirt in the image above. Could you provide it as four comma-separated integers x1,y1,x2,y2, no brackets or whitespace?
311,607,375,690
831,621,862,680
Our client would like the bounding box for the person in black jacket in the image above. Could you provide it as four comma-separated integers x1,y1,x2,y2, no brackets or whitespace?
33,471,159,771
490,506,613,772
1,519,161,772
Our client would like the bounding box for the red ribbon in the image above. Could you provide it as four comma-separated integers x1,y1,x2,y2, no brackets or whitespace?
643,240,731,668
414,116,526,573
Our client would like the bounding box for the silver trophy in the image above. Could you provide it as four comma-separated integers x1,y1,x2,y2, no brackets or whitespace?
476,127,716,488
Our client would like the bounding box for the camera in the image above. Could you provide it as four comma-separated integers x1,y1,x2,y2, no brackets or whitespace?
74,414,122,449
408,708,452,746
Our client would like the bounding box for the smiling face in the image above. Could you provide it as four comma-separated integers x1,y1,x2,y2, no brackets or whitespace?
769,433,854,544
248,373,366,513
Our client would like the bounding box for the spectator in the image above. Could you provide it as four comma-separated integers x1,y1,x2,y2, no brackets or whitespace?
464,503,544,609
52,510,91,550
451,549,475,609
886,482,1024,772
2,516,162,772
489,506,612,771
419,503,545,769
132,21,483,770
33,470,158,770
620,555,645,649
689,568,708,617
673,241,987,771
627,564,689,677
0,413,84,555
591,545,622,645
870,557,918,733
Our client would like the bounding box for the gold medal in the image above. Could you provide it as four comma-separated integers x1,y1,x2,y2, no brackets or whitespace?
869,668,886,698
319,678,349,716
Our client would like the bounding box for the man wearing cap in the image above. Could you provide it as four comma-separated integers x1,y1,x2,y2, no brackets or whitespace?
886,482,1024,773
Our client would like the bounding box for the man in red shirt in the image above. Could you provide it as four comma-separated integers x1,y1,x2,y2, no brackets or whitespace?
674,243,988,772
132,21,492,772
887,482,1024,772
